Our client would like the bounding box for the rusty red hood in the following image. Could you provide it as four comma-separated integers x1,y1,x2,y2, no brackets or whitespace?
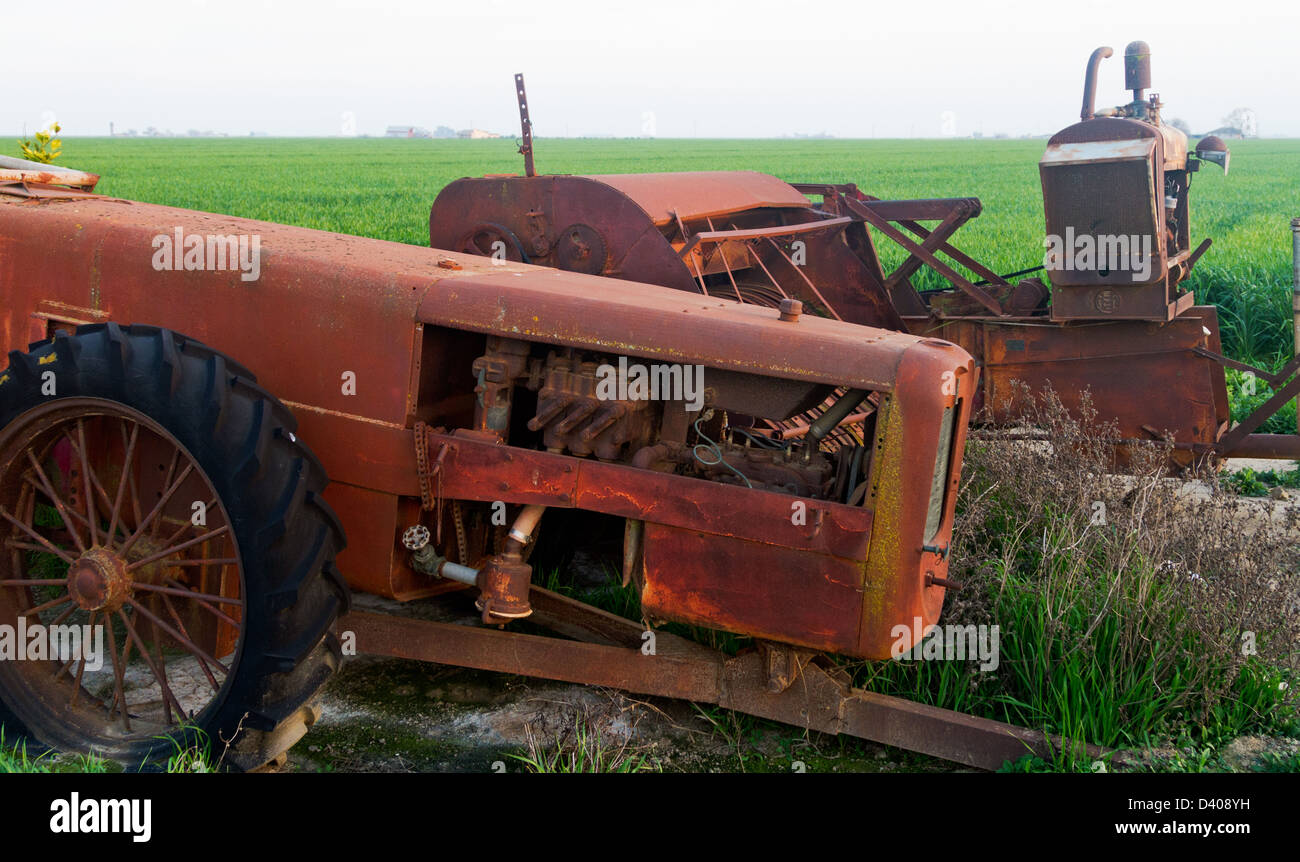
0,191,969,419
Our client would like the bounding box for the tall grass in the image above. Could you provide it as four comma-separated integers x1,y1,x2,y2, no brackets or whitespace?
853,385,1299,759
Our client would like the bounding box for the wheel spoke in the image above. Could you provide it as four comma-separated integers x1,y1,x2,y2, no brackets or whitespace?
152,448,181,540
158,496,220,550
105,422,139,547
124,597,230,676
23,451,86,554
131,580,243,607
50,605,84,680
148,597,175,726
103,613,130,732
121,419,146,532
74,421,98,547
160,592,221,692
119,462,194,557
161,577,243,627
0,506,75,563
67,610,96,707
117,609,188,724
125,525,230,573
20,593,70,618
20,474,130,546
63,431,117,532
1,576,68,585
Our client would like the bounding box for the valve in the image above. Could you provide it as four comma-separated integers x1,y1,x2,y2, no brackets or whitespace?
401,525,445,576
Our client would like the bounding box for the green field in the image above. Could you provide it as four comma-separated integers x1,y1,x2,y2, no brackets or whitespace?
30,136,1300,373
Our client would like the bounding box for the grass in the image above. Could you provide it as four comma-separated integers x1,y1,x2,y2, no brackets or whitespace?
1222,463,1300,496
0,728,111,773
0,724,224,774
851,388,1300,771
509,715,658,773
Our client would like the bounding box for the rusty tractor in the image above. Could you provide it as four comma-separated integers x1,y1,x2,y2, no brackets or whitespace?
433,48,1294,468
0,146,1081,772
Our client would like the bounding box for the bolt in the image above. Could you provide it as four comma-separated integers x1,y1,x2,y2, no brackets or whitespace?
778,298,803,322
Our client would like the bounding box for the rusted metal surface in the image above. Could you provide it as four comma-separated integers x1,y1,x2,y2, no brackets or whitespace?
0,161,100,191
429,45,1298,465
584,171,813,227
429,172,905,330
1,182,975,664
906,309,1231,463
337,598,1095,771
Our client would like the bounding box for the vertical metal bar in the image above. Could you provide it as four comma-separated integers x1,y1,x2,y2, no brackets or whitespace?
515,73,535,178
706,217,744,302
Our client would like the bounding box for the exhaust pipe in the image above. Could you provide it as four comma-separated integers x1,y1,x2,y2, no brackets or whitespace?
1080,46,1114,121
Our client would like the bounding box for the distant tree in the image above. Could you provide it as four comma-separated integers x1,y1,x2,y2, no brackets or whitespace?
1169,117,1192,135
1222,107,1258,137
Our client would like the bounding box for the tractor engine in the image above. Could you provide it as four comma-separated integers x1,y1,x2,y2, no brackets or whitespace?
1040,40,1230,321
468,336,843,499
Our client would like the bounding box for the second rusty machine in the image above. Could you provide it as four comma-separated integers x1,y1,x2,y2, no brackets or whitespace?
433,44,1287,467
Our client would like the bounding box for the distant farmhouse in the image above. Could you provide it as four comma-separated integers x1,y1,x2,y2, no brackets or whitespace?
1201,126,1247,140
384,125,499,139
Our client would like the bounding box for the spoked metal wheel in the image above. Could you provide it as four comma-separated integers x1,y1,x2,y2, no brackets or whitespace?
0,399,244,746
0,324,347,769
456,222,529,262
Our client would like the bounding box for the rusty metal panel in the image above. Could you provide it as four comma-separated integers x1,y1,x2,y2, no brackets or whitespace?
857,344,975,659
640,524,867,654
338,609,724,702
919,312,1226,454
429,430,874,559
582,171,813,226
415,267,959,394
0,194,430,427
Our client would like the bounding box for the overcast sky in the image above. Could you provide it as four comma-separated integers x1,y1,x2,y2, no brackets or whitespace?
4,0,1296,138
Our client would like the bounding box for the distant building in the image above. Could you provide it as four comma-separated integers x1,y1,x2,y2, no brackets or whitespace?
1201,126,1246,140
385,126,432,138
433,126,457,138
456,129,501,139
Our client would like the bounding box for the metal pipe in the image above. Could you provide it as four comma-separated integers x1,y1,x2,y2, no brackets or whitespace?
777,410,872,440
440,561,479,585
1080,46,1114,121
505,504,546,555
1222,433,1300,461
807,389,870,443
1293,217,1300,435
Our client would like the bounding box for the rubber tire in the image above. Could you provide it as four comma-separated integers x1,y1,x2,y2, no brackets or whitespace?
0,323,350,771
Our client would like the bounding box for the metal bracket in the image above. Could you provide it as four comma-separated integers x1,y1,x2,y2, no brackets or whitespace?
515,73,535,178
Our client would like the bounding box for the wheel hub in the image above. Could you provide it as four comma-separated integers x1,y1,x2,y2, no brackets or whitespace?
66,547,132,612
